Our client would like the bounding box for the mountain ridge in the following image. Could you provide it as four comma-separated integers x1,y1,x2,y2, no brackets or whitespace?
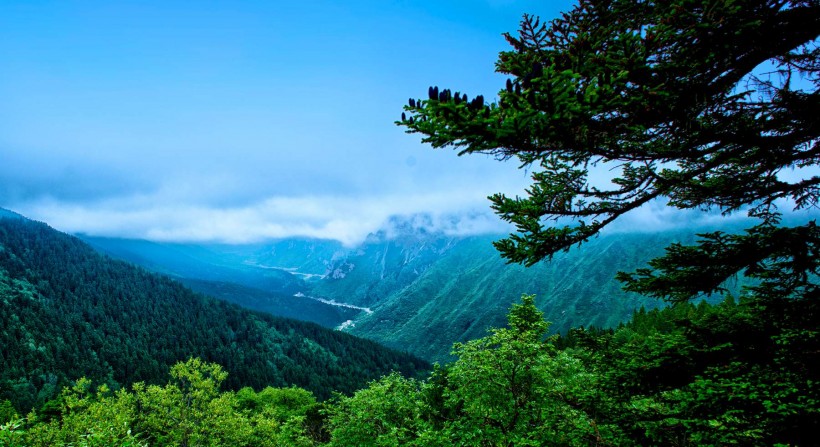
64,211,773,362
0,212,428,412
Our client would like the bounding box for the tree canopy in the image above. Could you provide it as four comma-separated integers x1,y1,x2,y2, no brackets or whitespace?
2,1,819,445
400,0,819,303
396,2,820,441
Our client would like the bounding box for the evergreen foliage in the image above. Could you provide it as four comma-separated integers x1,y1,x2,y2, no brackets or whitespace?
0,216,429,414
400,0,819,272
327,296,817,446
393,0,819,442
81,220,752,363
324,230,731,362
2,0,819,444
82,236,360,328
3,296,816,445
178,278,359,329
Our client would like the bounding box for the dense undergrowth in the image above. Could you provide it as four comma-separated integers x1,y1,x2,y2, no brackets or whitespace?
2,294,816,446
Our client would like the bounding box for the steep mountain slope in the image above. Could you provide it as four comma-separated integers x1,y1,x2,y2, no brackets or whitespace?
81,236,356,328
308,229,460,309
244,238,345,276
0,214,428,412
306,228,738,362
178,277,359,328
82,236,305,294
77,215,757,363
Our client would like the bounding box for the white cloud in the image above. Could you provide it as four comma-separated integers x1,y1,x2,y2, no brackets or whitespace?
12,188,818,248
11,189,512,246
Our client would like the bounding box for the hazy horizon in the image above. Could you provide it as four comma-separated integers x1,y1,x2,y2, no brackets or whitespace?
3,1,816,245
1,0,578,244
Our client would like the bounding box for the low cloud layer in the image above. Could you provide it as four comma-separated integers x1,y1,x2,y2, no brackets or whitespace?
10,189,515,246
14,190,816,248
6,1,815,247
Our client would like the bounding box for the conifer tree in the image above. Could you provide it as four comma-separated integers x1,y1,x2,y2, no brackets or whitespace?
400,3,820,441
399,0,819,304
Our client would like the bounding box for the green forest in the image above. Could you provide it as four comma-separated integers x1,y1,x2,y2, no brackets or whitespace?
80,237,364,329
2,0,819,445
2,295,815,445
0,216,428,412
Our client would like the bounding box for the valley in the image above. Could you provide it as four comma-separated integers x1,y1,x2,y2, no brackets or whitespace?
0,212,428,413
79,217,748,363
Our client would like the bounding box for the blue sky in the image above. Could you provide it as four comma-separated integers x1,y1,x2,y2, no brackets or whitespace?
3,1,815,245
0,0,578,244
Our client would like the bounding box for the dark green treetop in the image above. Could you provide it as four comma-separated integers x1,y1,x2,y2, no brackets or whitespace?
399,0,819,302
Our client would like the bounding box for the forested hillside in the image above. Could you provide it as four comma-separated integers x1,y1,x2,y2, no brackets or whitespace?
1,0,818,442
330,293,819,446
82,222,751,362
2,296,814,446
81,236,306,294
308,227,744,361
0,214,428,413
177,278,360,329
82,236,358,328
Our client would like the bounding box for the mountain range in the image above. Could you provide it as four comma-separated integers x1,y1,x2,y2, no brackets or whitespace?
77,215,753,363
0,211,428,412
